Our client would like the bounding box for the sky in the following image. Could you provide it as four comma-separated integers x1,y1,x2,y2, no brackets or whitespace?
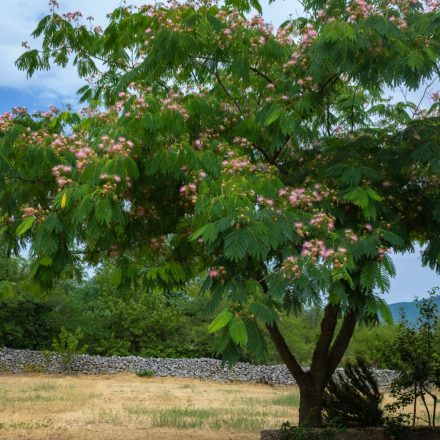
0,0,439,304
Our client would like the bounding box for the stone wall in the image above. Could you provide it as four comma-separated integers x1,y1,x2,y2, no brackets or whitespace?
0,347,396,386
261,427,440,440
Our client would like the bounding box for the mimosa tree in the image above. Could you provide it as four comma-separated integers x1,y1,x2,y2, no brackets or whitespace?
1,0,440,426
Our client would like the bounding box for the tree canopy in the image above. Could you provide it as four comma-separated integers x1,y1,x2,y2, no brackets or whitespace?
1,0,439,426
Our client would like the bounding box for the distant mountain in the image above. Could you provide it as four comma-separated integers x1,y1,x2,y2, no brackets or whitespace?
388,297,440,325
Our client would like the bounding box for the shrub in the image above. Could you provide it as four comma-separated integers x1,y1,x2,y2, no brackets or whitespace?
136,369,155,378
322,358,384,428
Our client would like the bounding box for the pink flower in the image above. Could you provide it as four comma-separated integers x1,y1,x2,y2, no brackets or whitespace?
209,269,219,278
320,248,334,259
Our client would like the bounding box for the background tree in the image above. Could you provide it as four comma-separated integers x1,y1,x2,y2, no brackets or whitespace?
387,289,440,426
0,0,439,427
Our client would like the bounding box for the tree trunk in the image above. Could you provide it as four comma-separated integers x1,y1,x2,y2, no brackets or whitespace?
260,277,359,428
298,380,325,426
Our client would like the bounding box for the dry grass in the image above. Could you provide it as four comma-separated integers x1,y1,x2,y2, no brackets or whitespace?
0,373,435,440
0,373,299,439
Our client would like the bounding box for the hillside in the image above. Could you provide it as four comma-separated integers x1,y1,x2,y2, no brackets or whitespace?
388,297,440,325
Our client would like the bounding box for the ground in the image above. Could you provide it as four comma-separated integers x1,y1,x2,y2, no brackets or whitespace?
0,373,299,439
0,373,435,439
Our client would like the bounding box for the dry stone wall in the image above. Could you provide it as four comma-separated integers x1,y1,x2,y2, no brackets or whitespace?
0,347,396,386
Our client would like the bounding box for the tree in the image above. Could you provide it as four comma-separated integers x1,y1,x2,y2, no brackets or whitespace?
1,0,440,427
387,290,440,426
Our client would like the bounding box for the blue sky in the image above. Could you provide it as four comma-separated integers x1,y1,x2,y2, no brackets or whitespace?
0,0,439,303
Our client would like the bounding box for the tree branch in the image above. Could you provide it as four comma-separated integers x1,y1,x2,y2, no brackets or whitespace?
326,309,358,379
0,173,51,184
251,143,276,165
309,303,339,380
266,323,307,385
319,73,340,96
250,66,274,85
214,68,242,113
259,277,306,384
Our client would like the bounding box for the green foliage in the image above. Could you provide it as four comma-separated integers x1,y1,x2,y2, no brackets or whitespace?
1,0,440,426
345,324,399,368
387,288,440,426
136,369,155,378
322,358,384,428
279,422,339,440
52,327,88,369
383,414,412,440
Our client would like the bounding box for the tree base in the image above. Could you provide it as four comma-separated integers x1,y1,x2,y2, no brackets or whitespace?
261,427,440,440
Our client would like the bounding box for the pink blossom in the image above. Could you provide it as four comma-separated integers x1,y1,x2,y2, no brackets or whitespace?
209,269,219,278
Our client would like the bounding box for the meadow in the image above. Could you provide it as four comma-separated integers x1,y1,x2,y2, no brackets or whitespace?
0,373,300,440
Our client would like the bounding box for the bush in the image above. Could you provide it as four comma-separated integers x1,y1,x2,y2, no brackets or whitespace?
136,369,155,378
322,358,384,428
52,327,88,370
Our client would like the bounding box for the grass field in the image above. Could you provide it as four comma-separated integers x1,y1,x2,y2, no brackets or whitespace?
0,373,435,440
0,373,299,439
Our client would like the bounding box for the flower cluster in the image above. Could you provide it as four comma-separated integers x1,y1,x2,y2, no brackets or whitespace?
150,235,166,253
209,266,226,283
179,182,198,204
301,239,332,259
109,244,119,258
275,23,294,46
282,243,349,279
0,112,13,133
278,184,331,208
425,0,439,11
161,91,190,121
281,256,302,279
344,229,359,243
74,146,94,171
98,135,135,157
233,136,251,148
256,195,275,207
51,164,73,190
346,0,374,20
116,89,150,118
222,156,255,175
21,206,39,219
309,212,335,231
377,246,391,261
284,23,318,69
62,10,83,22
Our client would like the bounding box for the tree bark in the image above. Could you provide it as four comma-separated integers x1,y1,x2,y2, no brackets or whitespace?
266,306,358,427
298,378,326,427
266,323,306,386
259,277,359,427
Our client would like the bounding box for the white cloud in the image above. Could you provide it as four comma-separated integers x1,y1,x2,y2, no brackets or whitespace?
3,0,436,108
0,0,148,104
0,0,303,102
